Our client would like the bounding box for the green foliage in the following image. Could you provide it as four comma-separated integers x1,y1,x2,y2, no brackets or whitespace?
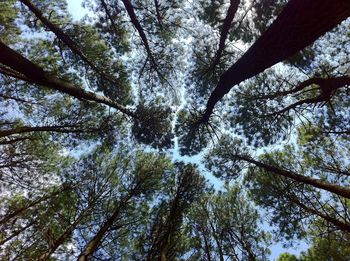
132,104,174,149
0,0,20,43
277,253,299,261
1,0,349,259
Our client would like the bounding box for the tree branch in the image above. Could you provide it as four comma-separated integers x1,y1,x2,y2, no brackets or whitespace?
0,41,137,118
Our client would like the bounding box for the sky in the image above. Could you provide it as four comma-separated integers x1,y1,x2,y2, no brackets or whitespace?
67,0,87,20
65,0,308,259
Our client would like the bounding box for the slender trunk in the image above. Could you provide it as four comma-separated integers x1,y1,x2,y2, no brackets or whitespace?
293,196,350,232
154,0,163,31
0,125,97,138
121,0,156,67
236,155,350,199
202,229,212,261
208,221,224,261
0,220,35,245
253,77,325,100
227,230,256,261
0,64,34,83
0,185,72,225
0,137,32,145
77,194,133,260
0,41,136,118
100,0,123,38
202,0,350,121
77,208,121,260
19,0,117,86
121,0,166,84
0,93,34,104
263,76,350,116
209,0,240,71
40,206,91,261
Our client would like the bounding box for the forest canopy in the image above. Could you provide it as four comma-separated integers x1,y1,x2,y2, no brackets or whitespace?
0,0,349,260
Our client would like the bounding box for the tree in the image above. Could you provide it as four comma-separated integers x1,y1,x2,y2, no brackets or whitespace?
1,0,349,259
201,0,350,122
187,184,271,260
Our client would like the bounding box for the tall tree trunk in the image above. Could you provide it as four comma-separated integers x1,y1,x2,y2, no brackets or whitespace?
121,0,168,84
100,0,123,37
0,41,136,118
77,194,133,260
291,194,350,232
0,220,35,245
0,185,72,225
235,155,350,199
202,0,350,122
121,0,157,68
19,0,118,86
39,206,92,261
154,0,163,31
272,183,350,232
201,229,212,261
0,125,97,138
253,76,350,100
264,76,350,116
209,0,240,71
209,220,224,261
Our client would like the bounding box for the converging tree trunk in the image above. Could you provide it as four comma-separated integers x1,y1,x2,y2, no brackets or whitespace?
0,41,136,118
208,0,240,71
0,185,72,226
19,0,118,86
39,205,92,261
202,0,350,122
0,125,98,138
270,183,350,232
235,155,350,199
121,0,157,70
77,194,133,261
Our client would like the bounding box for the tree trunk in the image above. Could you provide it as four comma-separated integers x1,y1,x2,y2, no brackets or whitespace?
0,41,136,118
209,0,240,71
202,0,350,122
236,155,350,199
39,206,91,261
19,0,117,86
121,0,156,68
0,125,97,138
77,194,133,260
253,76,350,100
0,220,35,245
292,195,350,232
0,185,72,225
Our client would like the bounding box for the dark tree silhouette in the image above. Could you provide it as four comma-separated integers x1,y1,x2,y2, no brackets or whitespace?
201,0,350,122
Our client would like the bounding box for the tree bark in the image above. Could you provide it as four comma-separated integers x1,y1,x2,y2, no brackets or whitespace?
39,206,92,261
291,194,350,232
208,0,240,71
121,0,157,68
0,41,136,118
0,220,35,245
272,183,350,232
202,0,350,122
100,0,123,38
19,0,118,86
154,0,163,31
253,76,350,100
0,185,72,225
77,194,133,260
0,125,98,138
235,155,350,199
